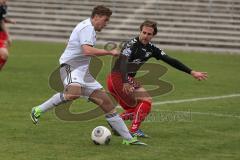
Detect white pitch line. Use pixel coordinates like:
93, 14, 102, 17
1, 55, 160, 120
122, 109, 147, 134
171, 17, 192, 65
116, 94, 240, 109
180, 111, 240, 119
153, 110, 240, 119
153, 93, 240, 106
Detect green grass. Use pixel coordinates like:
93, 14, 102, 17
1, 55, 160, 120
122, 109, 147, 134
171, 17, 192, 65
0, 40, 239, 160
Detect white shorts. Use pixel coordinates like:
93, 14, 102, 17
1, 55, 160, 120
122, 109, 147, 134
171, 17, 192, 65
60, 63, 102, 98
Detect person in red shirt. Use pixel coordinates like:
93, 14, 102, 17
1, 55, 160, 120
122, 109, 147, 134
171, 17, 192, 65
0, 0, 16, 71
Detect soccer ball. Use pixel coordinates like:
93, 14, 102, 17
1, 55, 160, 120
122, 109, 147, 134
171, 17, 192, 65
91, 126, 112, 145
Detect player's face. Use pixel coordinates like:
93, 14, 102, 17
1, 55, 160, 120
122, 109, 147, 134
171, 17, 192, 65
94, 15, 110, 32
139, 26, 154, 45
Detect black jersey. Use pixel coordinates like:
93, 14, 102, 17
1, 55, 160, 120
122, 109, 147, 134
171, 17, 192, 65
112, 37, 192, 83
0, 4, 7, 31
0, 5, 7, 21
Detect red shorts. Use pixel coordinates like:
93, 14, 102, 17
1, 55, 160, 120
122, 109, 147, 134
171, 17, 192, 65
107, 72, 141, 109
0, 31, 8, 48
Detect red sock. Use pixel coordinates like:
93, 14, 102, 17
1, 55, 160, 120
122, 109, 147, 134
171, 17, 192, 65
120, 108, 135, 120
130, 101, 152, 133
0, 57, 7, 70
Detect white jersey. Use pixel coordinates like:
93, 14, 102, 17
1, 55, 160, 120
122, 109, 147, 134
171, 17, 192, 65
59, 18, 102, 97
59, 18, 96, 67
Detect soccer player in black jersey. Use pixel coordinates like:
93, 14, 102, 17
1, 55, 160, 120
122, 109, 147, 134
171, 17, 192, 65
107, 20, 208, 137
0, 0, 15, 70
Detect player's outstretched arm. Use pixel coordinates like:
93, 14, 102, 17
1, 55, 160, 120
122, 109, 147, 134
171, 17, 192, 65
190, 70, 208, 81
82, 45, 119, 57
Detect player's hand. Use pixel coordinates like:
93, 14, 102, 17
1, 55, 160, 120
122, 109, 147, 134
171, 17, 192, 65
122, 83, 134, 94
109, 49, 120, 56
191, 70, 208, 81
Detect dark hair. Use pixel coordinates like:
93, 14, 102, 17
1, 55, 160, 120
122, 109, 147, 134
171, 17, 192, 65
91, 5, 112, 18
140, 20, 158, 35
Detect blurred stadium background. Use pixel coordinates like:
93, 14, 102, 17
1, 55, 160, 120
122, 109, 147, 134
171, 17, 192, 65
7, 0, 240, 53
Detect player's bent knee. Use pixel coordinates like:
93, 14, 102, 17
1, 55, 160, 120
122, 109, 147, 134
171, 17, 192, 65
64, 83, 82, 100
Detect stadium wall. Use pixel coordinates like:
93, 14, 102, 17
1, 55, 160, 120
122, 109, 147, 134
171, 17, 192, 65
7, 0, 240, 53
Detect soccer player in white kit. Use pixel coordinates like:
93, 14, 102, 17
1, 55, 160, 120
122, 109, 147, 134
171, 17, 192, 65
30, 5, 146, 145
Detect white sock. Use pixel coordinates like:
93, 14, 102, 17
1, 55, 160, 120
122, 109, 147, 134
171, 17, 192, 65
38, 93, 67, 113
106, 113, 133, 140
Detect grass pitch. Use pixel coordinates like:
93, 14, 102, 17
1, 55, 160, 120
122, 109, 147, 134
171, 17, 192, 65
0, 40, 239, 160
